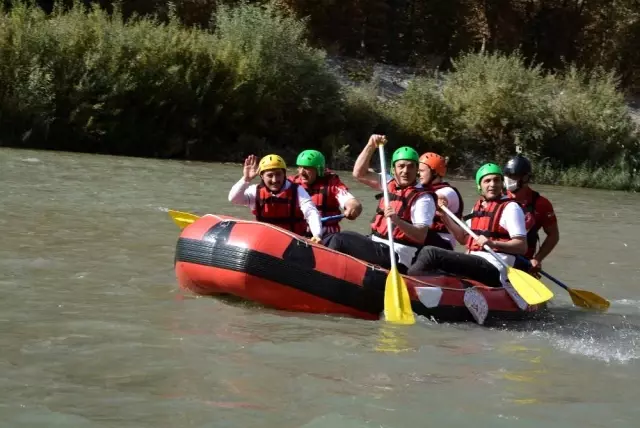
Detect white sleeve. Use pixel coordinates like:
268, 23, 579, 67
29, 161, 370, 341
499, 202, 527, 238
410, 193, 435, 227
228, 178, 256, 210
435, 187, 460, 214
336, 189, 357, 209
297, 186, 323, 238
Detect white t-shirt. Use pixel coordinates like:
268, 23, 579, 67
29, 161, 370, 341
433, 185, 460, 249
228, 178, 323, 238
371, 174, 436, 267
465, 200, 526, 272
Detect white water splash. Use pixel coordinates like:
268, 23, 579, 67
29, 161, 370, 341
529, 329, 639, 364
613, 299, 640, 307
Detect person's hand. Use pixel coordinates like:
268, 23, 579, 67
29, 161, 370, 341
368, 134, 387, 149
310, 236, 323, 245
436, 196, 448, 211
243, 155, 259, 181
383, 206, 399, 224
529, 258, 542, 278
474, 235, 493, 249
343, 202, 362, 220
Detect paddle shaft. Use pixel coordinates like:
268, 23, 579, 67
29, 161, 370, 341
377, 144, 397, 271
321, 214, 345, 222
440, 205, 510, 269
515, 255, 570, 292
175, 212, 343, 225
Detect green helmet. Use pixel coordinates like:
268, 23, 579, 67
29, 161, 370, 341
391, 146, 420, 167
475, 163, 503, 192
296, 149, 326, 177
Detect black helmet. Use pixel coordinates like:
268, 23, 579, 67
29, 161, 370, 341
503, 154, 532, 177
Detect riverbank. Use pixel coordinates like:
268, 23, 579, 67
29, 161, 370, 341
0, 1, 638, 191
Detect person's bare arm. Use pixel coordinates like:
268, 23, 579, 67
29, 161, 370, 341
353, 134, 386, 190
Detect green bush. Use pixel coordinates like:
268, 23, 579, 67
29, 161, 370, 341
0, 1, 236, 156
392, 49, 640, 183
534, 160, 640, 192
0, 0, 360, 161
546, 66, 638, 168
442, 51, 556, 160
210, 1, 346, 158
393, 75, 460, 155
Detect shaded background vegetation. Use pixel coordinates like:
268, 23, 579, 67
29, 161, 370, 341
64, 0, 638, 94
1, 0, 639, 190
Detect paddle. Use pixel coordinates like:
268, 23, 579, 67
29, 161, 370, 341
439, 205, 554, 306
516, 256, 610, 311
321, 214, 346, 223
168, 210, 200, 229
168, 210, 347, 230
377, 143, 416, 325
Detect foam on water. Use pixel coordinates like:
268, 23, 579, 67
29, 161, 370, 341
531, 329, 639, 364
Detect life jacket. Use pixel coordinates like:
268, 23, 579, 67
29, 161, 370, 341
370, 180, 432, 247
508, 189, 541, 259
252, 181, 307, 236
464, 198, 512, 252
290, 170, 343, 234
427, 181, 464, 233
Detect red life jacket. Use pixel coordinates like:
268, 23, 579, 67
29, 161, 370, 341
427, 181, 464, 232
252, 181, 307, 236
508, 189, 541, 259
290, 170, 343, 234
370, 180, 431, 247
464, 198, 512, 252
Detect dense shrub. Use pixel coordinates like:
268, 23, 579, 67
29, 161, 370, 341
0, 0, 357, 161
392, 50, 640, 182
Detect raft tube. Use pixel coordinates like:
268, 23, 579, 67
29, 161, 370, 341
174, 214, 546, 324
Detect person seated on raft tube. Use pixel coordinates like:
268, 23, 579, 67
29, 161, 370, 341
418, 152, 465, 250
323, 134, 436, 274
503, 154, 559, 275
288, 149, 363, 238
228, 154, 323, 244
407, 163, 527, 290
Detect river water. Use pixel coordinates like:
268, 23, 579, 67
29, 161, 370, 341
2, 147, 639, 427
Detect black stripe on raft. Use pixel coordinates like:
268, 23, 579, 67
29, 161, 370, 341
282, 239, 316, 270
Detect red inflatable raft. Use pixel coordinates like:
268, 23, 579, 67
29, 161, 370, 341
174, 214, 546, 324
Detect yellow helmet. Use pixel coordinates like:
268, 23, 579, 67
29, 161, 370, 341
258, 154, 287, 174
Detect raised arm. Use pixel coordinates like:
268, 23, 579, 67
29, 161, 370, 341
353, 134, 386, 190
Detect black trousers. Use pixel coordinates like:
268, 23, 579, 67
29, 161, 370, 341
323, 231, 408, 274
407, 246, 503, 288
423, 230, 454, 250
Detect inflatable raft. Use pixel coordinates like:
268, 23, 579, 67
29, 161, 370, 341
174, 214, 546, 324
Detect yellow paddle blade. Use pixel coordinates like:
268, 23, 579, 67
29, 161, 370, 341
568, 288, 610, 311
383, 267, 416, 325
506, 266, 554, 305
168, 210, 200, 229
